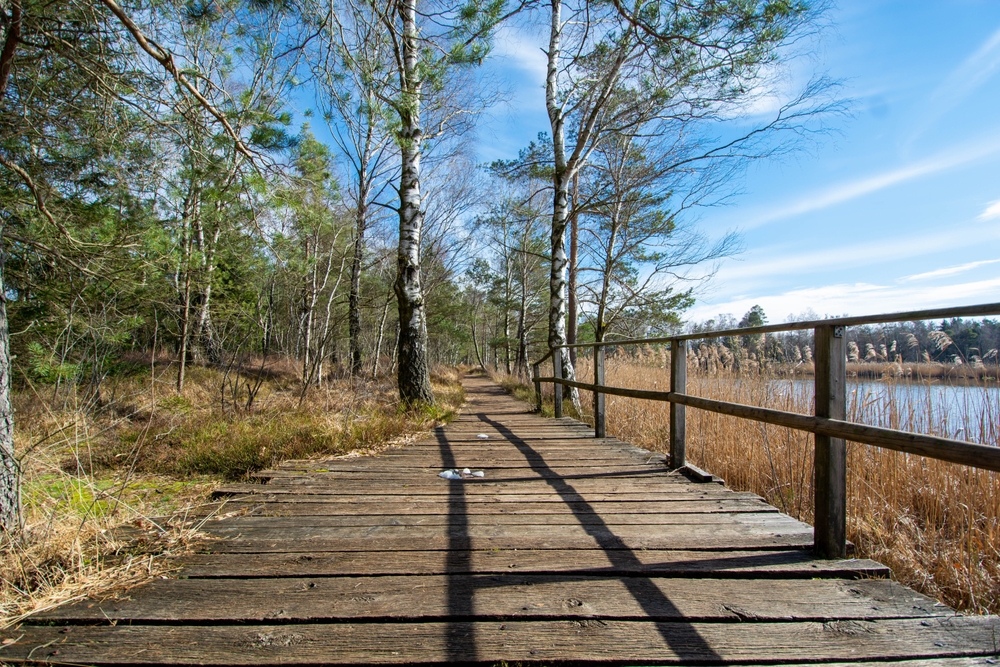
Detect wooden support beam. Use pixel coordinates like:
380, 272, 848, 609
532, 363, 542, 413
814, 325, 847, 559
670, 340, 687, 470
553, 347, 563, 418
594, 344, 606, 438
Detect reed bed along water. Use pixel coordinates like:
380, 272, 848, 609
513, 349, 1000, 615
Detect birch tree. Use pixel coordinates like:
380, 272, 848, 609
330, 0, 517, 404
539, 0, 824, 399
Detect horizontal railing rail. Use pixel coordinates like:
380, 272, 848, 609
530, 302, 1000, 558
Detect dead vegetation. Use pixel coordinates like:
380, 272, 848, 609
2, 357, 465, 626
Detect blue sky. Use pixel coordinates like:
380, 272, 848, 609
473, 0, 1000, 324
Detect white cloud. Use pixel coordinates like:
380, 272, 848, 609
686, 277, 1000, 323
705, 224, 1000, 298
903, 259, 1000, 282
742, 136, 1000, 228
978, 199, 1000, 221
492, 25, 547, 82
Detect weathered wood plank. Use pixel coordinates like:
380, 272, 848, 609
254, 477, 723, 489
31, 576, 945, 624
212, 487, 762, 502
263, 461, 669, 472
4, 617, 999, 665
176, 549, 891, 579
202, 511, 781, 528
204, 498, 774, 515
198, 514, 808, 541
199, 531, 814, 553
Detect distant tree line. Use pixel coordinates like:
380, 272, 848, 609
686, 306, 1000, 371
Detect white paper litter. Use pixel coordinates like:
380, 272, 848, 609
477, 433, 489, 439
438, 468, 485, 480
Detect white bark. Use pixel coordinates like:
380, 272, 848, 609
393, 0, 433, 404
545, 0, 579, 407
0, 251, 19, 533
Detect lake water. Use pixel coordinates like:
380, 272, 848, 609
770, 379, 1000, 445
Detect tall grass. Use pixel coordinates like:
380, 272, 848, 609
504, 349, 1000, 614
3, 358, 465, 625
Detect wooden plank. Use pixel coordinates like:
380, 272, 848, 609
256, 464, 670, 476
212, 488, 764, 502
202, 511, 781, 528
254, 480, 709, 493
199, 531, 814, 553
177, 549, 891, 579
205, 499, 775, 515
31, 576, 946, 624
3, 617, 998, 665
265, 456, 664, 466
198, 517, 809, 541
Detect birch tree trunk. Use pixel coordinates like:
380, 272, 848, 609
567, 172, 579, 368
545, 0, 579, 407
393, 0, 433, 405
0, 247, 20, 533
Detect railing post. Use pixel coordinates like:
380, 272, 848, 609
594, 344, 606, 438
532, 363, 542, 413
553, 347, 563, 418
814, 325, 847, 558
669, 339, 686, 469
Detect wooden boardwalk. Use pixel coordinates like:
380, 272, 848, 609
4, 374, 999, 665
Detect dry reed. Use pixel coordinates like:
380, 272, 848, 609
504, 349, 1000, 615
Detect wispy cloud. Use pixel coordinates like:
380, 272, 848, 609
978, 199, 1000, 221
687, 277, 1000, 323
903, 259, 1000, 282
908, 24, 1000, 146
714, 234, 961, 286
492, 25, 547, 82
712, 222, 1000, 292
741, 136, 1000, 228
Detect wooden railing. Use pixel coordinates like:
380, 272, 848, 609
531, 302, 1000, 558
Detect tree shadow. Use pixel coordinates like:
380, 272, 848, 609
434, 401, 724, 663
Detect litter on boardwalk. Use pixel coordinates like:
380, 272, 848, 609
439, 468, 485, 480
477, 433, 490, 439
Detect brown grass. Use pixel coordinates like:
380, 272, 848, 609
496, 350, 1000, 615
3, 358, 465, 625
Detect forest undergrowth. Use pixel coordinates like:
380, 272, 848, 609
494, 351, 1000, 615
1, 357, 464, 627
